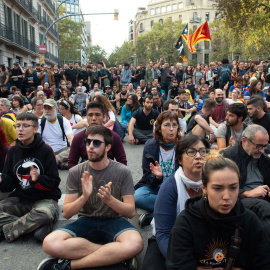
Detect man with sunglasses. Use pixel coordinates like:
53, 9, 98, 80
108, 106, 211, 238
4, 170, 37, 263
0, 112, 61, 243
221, 124, 270, 238
39, 125, 143, 270
68, 102, 127, 169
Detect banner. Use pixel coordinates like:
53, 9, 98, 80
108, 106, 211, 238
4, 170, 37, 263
175, 36, 187, 63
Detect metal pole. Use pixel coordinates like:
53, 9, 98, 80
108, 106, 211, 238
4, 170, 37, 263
41, 12, 119, 46
56, 0, 68, 12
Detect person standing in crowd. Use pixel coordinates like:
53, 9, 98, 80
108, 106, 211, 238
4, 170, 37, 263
98, 61, 109, 89
120, 63, 131, 87
135, 111, 181, 227
52, 65, 60, 89
64, 62, 77, 87
32, 63, 42, 87
39, 65, 55, 87
78, 65, 90, 91
0, 113, 61, 243
128, 95, 160, 145
145, 61, 158, 84
157, 58, 173, 98
135, 63, 146, 87
23, 68, 35, 92
10, 63, 24, 91
166, 152, 270, 270
142, 135, 210, 269
0, 65, 9, 88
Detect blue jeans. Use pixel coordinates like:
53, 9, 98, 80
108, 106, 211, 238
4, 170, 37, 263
120, 122, 128, 131
58, 216, 138, 243
134, 186, 160, 212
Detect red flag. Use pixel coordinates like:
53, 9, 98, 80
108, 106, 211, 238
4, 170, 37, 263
102, 59, 106, 68
189, 21, 211, 53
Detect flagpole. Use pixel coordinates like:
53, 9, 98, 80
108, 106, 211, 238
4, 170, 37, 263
209, 28, 212, 63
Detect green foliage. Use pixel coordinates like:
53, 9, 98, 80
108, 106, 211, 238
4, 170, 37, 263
134, 19, 187, 65
107, 42, 135, 66
214, 0, 270, 59
89, 45, 108, 64
58, 6, 84, 62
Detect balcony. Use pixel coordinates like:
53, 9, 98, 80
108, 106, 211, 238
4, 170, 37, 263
190, 16, 201, 23
39, 17, 58, 39
44, 51, 59, 63
139, 28, 145, 33
9, 0, 39, 22
43, 0, 57, 15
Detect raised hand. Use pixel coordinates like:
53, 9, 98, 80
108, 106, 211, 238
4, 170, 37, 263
81, 171, 93, 199
98, 182, 112, 204
150, 161, 163, 180
30, 165, 39, 182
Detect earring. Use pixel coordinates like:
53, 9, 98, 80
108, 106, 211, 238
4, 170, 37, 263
203, 194, 207, 201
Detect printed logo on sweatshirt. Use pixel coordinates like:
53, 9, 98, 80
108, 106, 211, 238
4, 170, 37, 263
199, 239, 229, 267
15, 158, 43, 190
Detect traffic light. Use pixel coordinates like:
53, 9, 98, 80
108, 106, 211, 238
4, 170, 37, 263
114, 9, 118, 20
39, 54, 44, 65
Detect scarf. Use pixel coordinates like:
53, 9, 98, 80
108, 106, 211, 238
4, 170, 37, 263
159, 138, 177, 151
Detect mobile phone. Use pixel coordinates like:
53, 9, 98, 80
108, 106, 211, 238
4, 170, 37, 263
147, 157, 156, 165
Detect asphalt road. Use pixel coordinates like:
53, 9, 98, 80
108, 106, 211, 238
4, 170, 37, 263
0, 138, 152, 270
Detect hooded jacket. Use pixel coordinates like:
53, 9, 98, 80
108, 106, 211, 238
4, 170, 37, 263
0, 133, 61, 203
166, 196, 270, 270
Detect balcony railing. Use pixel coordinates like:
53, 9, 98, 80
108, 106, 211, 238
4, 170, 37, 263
15, 0, 39, 20
43, 0, 56, 14
0, 23, 58, 63
190, 16, 201, 23
40, 17, 58, 38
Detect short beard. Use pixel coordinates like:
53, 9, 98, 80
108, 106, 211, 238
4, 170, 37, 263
88, 148, 106, 162
44, 111, 57, 121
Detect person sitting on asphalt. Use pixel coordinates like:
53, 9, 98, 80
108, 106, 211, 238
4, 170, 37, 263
0, 115, 17, 145
0, 98, 16, 122
221, 124, 270, 240
216, 103, 248, 150
68, 101, 127, 169
142, 135, 210, 270
135, 111, 181, 227
0, 112, 61, 243
38, 125, 143, 270
128, 95, 160, 145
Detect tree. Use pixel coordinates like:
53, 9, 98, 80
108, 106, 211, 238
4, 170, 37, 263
214, 0, 270, 59
58, 6, 84, 62
134, 19, 187, 65
89, 45, 108, 64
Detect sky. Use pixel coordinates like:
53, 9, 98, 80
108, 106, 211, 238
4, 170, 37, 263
80, 0, 149, 56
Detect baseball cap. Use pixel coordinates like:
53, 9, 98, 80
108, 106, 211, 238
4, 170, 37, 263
43, 99, 57, 107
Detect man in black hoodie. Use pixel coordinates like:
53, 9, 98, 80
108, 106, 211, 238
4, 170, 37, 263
0, 112, 61, 243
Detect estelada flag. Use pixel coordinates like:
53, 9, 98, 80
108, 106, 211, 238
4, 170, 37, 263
182, 24, 190, 44
175, 36, 187, 63
102, 59, 106, 68
189, 21, 211, 53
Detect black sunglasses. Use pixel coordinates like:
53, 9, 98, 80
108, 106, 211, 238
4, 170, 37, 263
83, 138, 106, 148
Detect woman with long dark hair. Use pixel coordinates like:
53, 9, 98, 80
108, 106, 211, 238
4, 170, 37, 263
11, 96, 28, 115
244, 79, 265, 104
59, 100, 87, 135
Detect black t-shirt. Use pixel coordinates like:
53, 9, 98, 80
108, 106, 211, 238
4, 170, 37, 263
0, 90, 9, 98
135, 68, 146, 82
132, 108, 160, 130
187, 111, 209, 134
253, 112, 270, 143
186, 84, 196, 99
64, 68, 77, 86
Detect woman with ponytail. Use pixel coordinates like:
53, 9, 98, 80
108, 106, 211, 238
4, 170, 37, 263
167, 151, 270, 270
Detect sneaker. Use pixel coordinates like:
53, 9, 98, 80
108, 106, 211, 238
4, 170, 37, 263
34, 222, 54, 242
138, 213, 153, 227
37, 258, 71, 270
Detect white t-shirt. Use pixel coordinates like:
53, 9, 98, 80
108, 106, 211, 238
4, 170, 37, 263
159, 147, 175, 179
67, 114, 85, 135
226, 98, 243, 105
38, 117, 73, 152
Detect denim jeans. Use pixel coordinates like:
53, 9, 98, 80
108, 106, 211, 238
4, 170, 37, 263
120, 122, 128, 132
134, 186, 160, 212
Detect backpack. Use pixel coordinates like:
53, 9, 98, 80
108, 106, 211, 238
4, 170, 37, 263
40, 114, 69, 146
108, 71, 114, 82
220, 66, 231, 83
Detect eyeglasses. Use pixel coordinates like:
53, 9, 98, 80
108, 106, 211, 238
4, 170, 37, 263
83, 138, 106, 148
247, 139, 268, 150
184, 148, 209, 157
14, 124, 36, 129
162, 123, 178, 129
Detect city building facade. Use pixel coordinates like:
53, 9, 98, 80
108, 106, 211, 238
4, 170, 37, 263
0, 0, 59, 67
58, 0, 91, 65
132, 0, 218, 64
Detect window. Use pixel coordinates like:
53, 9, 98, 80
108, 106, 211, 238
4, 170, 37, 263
204, 41, 210, 49
150, 20, 154, 28
4, 5, 12, 29
173, 4, 177, 10
161, 6, 166, 13
14, 13, 21, 34
205, 54, 209, 64
159, 19, 163, 25
39, 33, 44, 44
167, 5, 171, 12
150, 9, 155, 15
21, 19, 28, 39
179, 15, 182, 21
37, 4, 41, 20
205, 12, 210, 21
193, 25, 197, 31
193, 12, 198, 19
140, 23, 144, 31
156, 8, 160, 14
179, 2, 183, 9
30, 26, 35, 43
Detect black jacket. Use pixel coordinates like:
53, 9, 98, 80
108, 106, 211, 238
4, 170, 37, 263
166, 196, 270, 270
0, 134, 61, 203
134, 138, 179, 189
221, 143, 270, 189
